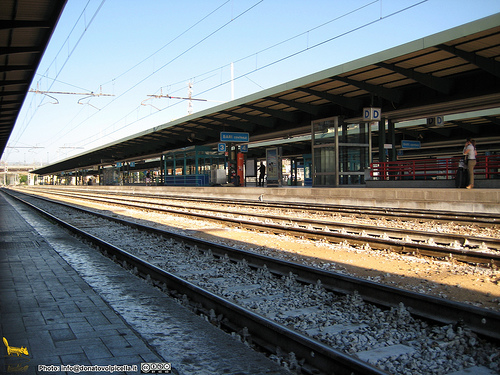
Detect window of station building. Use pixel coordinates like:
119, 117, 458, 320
313, 120, 336, 145
312, 117, 338, 187
164, 156, 174, 176
338, 123, 370, 185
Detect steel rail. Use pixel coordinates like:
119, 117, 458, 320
22, 188, 500, 267
31, 186, 500, 225
68, 191, 500, 247
2, 190, 388, 375
5, 188, 500, 342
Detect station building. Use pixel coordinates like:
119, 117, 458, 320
10, 14, 500, 189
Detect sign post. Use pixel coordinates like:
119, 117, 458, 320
220, 132, 250, 185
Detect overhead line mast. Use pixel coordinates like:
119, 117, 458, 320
29, 85, 114, 108
142, 81, 224, 114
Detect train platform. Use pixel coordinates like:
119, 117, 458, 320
0, 192, 289, 374
29, 185, 500, 215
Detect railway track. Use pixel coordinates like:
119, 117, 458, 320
3, 188, 500, 375
30, 186, 500, 225
18, 187, 500, 267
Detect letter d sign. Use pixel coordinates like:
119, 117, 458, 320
436, 116, 444, 127
363, 107, 381, 121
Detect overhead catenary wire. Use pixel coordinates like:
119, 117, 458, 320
76, 74, 222, 149
101, 0, 232, 87
21, 0, 431, 164
137, 0, 379, 101
56, 1, 264, 152
23, 0, 373, 158
194, 0, 429, 105
5, 0, 107, 160
102, 0, 382, 113
35, 2, 234, 155
75, 0, 429, 154
74, 0, 378, 150
34, 74, 96, 94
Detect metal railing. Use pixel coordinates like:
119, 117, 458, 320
164, 174, 210, 186
370, 155, 500, 181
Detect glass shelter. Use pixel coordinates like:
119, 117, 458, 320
311, 116, 371, 187
162, 146, 225, 186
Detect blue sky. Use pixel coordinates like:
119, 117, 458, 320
4, 0, 500, 165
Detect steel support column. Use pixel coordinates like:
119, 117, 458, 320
378, 119, 386, 162
388, 119, 396, 162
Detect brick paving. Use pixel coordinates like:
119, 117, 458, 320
0, 193, 163, 374
0, 192, 289, 375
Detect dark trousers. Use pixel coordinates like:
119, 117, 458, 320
258, 175, 265, 186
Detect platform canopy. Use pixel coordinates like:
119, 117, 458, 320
0, 0, 67, 160
33, 13, 500, 175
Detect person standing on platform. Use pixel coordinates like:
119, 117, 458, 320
463, 138, 477, 189
258, 162, 266, 187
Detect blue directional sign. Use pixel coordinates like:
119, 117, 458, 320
218, 143, 226, 152
240, 144, 248, 153
401, 140, 421, 149
220, 132, 249, 142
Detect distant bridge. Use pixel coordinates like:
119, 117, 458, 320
1, 165, 38, 185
